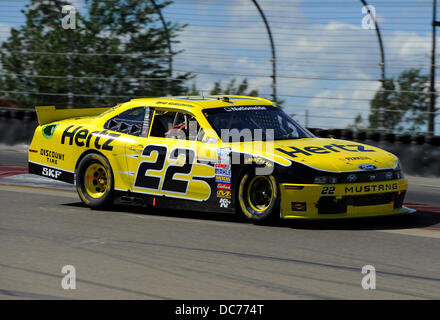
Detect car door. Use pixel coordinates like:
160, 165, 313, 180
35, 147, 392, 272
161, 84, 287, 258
102, 105, 153, 190
126, 108, 217, 202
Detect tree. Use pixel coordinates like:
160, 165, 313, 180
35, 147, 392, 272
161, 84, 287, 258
209, 78, 285, 106
186, 78, 259, 98
368, 69, 430, 133
187, 82, 199, 96
347, 113, 364, 130
210, 78, 258, 96
0, 0, 191, 108
186, 78, 287, 106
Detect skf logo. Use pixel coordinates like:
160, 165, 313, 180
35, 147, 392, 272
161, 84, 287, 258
61, 126, 120, 151
217, 190, 231, 199
42, 167, 62, 179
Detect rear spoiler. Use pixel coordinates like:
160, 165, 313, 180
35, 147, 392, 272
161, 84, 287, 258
35, 105, 111, 126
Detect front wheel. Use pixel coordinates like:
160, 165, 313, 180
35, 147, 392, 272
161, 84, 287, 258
237, 172, 280, 223
76, 153, 114, 208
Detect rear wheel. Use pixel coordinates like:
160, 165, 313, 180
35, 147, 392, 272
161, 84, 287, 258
76, 153, 114, 208
237, 171, 280, 223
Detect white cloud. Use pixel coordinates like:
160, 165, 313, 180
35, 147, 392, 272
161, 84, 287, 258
0, 23, 12, 44
1, 1, 435, 131
170, 2, 434, 131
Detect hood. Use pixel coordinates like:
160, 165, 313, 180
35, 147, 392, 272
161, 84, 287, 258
229, 137, 397, 172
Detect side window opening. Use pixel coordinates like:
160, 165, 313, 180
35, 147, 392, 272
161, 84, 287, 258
149, 110, 175, 138
104, 107, 152, 137
149, 110, 203, 141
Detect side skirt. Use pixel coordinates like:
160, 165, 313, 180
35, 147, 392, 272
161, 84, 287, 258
113, 190, 236, 214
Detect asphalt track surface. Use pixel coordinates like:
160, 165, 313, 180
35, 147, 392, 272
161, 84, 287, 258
1, 145, 440, 299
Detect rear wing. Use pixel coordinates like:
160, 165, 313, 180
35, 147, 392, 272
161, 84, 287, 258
35, 105, 111, 126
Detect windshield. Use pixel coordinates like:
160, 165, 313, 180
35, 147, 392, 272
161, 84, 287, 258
203, 105, 314, 142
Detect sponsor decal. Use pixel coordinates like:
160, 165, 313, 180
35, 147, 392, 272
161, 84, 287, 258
215, 176, 231, 183
345, 183, 398, 193
28, 162, 74, 184
291, 202, 307, 212
42, 167, 62, 179
217, 147, 232, 164
40, 149, 65, 165
219, 198, 231, 208
61, 125, 120, 151
224, 106, 267, 112
244, 157, 273, 167
218, 147, 232, 155
42, 124, 58, 139
358, 164, 377, 171
218, 156, 230, 165
155, 101, 194, 108
216, 190, 231, 199
217, 183, 231, 191
338, 156, 372, 161
215, 168, 231, 176
214, 163, 230, 169
276, 144, 376, 158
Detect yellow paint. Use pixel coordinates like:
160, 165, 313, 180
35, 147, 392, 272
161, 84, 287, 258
29, 96, 407, 217
280, 179, 409, 219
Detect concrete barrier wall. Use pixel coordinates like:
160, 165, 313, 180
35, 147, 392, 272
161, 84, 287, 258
307, 128, 440, 178
0, 108, 38, 146
0, 109, 439, 177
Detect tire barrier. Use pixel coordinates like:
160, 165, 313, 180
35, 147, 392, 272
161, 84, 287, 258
0, 108, 439, 176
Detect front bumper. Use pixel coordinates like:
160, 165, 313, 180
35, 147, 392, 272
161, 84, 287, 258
280, 178, 412, 219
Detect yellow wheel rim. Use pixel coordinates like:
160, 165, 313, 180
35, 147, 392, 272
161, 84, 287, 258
246, 175, 274, 214
84, 163, 108, 199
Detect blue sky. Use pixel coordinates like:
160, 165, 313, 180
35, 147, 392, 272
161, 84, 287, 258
0, 0, 438, 133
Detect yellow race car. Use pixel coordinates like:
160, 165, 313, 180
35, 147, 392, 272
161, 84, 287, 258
28, 95, 412, 222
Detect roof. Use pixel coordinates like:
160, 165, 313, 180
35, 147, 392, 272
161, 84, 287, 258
128, 95, 275, 111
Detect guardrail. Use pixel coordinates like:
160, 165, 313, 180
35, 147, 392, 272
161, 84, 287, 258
0, 108, 439, 177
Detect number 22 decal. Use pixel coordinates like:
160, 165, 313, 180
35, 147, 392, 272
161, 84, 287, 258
321, 186, 336, 195
134, 145, 195, 194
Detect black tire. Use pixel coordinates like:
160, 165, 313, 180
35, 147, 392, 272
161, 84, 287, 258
76, 153, 114, 209
237, 170, 280, 223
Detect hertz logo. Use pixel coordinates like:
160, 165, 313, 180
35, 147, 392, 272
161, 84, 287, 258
277, 144, 376, 158
61, 126, 120, 151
